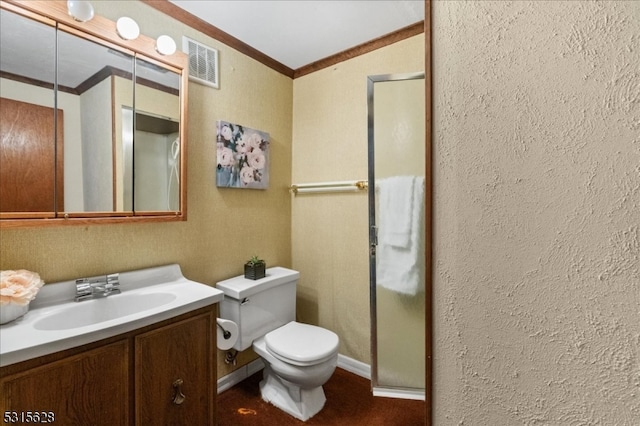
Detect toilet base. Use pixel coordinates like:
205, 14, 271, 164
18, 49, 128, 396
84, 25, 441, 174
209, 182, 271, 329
259, 364, 326, 421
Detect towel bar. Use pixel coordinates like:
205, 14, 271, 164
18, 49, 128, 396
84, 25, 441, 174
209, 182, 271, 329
290, 180, 368, 195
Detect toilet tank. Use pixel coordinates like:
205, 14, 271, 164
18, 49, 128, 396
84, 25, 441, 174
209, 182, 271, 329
217, 267, 299, 351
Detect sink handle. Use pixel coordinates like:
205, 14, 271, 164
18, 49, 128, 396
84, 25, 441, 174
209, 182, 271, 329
74, 273, 120, 301
172, 379, 186, 405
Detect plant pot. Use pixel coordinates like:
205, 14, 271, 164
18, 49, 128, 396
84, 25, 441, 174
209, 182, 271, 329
244, 263, 266, 280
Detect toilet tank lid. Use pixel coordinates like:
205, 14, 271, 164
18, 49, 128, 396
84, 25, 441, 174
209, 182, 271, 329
216, 267, 299, 300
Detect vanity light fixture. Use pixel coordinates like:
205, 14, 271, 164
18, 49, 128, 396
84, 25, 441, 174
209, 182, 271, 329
66, 0, 94, 22
156, 35, 177, 56
116, 17, 140, 40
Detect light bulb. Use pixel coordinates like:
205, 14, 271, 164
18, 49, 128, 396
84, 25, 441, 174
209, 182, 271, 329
156, 35, 177, 56
116, 17, 140, 40
67, 0, 94, 22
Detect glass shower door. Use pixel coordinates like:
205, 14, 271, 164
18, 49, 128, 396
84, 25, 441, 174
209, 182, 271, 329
368, 73, 425, 398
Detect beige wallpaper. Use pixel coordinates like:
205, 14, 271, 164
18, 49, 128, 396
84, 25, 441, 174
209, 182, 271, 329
0, 2, 293, 380
433, 1, 639, 424
292, 35, 425, 364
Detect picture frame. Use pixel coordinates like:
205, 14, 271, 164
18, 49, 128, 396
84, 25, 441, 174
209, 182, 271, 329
216, 120, 270, 189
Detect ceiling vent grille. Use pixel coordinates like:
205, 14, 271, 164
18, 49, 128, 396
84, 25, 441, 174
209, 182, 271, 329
182, 36, 219, 89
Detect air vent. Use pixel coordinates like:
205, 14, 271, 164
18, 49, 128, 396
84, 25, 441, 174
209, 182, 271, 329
182, 36, 219, 89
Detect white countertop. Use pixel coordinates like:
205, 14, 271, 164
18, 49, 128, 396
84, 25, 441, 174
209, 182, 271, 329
0, 264, 223, 367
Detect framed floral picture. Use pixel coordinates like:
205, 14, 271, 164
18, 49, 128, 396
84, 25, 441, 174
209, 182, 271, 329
216, 120, 270, 189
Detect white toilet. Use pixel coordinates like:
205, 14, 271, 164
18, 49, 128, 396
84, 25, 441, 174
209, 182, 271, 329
217, 267, 339, 421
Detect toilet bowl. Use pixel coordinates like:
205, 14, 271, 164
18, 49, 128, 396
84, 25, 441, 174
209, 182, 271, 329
217, 267, 340, 421
253, 322, 339, 420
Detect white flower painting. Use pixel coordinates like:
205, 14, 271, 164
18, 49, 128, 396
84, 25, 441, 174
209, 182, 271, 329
216, 120, 270, 189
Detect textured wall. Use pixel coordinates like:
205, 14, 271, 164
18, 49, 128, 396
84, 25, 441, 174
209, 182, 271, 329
433, 1, 639, 424
292, 35, 424, 364
0, 1, 293, 380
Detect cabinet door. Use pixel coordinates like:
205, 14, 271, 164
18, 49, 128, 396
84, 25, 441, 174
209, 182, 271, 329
0, 340, 129, 425
135, 312, 214, 426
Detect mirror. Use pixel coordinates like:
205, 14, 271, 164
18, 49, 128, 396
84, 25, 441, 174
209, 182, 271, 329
0, 8, 58, 214
133, 57, 181, 212
57, 26, 135, 213
0, 3, 187, 225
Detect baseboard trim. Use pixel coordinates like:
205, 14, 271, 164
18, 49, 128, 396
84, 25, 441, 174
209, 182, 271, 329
373, 387, 426, 401
338, 355, 425, 401
217, 354, 374, 394
217, 358, 264, 394
337, 354, 371, 379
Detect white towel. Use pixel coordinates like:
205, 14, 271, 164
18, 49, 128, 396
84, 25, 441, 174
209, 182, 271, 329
378, 176, 415, 247
376, 176, 425, 295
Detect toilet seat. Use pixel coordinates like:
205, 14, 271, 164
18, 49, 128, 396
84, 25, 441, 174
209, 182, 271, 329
264, 321, 339, 366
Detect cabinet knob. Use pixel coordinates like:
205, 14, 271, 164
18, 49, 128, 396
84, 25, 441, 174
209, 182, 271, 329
172, 378, 186, 405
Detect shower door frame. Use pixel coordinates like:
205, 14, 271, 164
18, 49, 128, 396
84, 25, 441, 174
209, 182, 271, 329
367, 71, 426, 400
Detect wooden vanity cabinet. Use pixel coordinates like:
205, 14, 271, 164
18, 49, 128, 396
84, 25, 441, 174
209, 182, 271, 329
0, 307, 216, 426
0, 340, 129, 425
135, 312, 215, 425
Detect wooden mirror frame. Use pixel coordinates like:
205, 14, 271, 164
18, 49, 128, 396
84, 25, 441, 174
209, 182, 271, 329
0, 0, 188, 228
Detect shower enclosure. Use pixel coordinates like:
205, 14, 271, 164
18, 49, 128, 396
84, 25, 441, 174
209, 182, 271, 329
368, 72, 426, 399
122, 108, 180, 212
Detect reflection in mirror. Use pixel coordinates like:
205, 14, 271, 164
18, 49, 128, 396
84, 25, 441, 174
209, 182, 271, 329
122, 108, 180, 211
0, 2, 187, 226
133, 57, 181, 212
57, 28, 135, 213
0, 9, 59, 214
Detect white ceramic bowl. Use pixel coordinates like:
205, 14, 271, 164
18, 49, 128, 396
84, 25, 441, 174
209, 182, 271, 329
0, 303, 28, 324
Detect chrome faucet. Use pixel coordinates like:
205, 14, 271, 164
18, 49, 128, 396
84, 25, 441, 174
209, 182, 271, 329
75, 273, 120, 301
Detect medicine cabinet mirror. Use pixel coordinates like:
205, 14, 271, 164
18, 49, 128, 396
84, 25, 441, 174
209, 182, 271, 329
0, 1, 188, 227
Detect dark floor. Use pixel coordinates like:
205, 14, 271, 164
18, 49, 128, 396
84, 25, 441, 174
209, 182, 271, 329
217, 368, 425, 425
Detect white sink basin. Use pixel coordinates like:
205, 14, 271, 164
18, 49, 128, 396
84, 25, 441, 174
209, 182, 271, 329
0, 264, 224, 367
34, 292, 178, 331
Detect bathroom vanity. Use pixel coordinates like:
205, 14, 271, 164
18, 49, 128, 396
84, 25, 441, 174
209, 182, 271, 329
0, 265, 223, 425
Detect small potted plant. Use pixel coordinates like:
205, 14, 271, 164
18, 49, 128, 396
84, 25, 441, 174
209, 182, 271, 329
244, 255, 266, 280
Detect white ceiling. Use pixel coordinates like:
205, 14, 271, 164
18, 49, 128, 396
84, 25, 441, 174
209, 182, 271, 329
169, 0, 425, 70
0, 8, 179, 90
